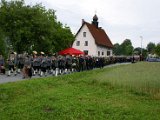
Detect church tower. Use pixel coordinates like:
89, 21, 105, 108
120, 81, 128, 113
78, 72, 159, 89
92, 14, 99, 28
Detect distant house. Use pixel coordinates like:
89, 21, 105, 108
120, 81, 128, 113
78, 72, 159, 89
72, 14, 113, 57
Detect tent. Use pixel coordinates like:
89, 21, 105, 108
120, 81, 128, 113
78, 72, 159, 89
58, 47, 84, 55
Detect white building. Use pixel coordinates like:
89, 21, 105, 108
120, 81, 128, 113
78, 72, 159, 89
72, 14, 113, 57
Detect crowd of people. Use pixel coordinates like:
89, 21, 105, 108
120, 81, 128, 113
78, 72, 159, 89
0, 51, 106, 79
0, 50, 138, 79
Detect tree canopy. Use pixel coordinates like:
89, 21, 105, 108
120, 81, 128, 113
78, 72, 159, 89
147, 42, 156, 54
0, 0, 74, 54
155, 43, 160, 56
113, 39, 133, 56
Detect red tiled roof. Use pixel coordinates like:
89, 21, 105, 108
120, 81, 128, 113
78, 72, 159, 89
85, 22, 113, 48
75, 22, 113, 48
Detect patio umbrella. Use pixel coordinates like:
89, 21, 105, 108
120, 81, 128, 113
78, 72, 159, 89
58, 47, 84, 55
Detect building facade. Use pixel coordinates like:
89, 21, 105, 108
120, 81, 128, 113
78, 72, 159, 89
72, 14, 113, 57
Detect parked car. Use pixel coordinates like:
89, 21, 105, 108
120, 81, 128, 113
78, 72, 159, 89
146, 57, 160, 62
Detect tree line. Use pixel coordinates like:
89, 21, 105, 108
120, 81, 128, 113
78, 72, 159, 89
0, 0, 74, 58
113, 39, 160, 58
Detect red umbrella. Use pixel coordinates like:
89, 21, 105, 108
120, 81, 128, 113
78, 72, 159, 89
58, 47, 84, 55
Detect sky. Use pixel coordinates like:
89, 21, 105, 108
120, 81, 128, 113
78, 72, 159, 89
23, 0, 160, 48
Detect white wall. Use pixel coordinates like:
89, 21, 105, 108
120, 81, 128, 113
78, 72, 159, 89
97, 46, 113, 57
72, 24, 97, 56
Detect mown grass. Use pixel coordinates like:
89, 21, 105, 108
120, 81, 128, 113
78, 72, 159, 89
0, 62, 160, 120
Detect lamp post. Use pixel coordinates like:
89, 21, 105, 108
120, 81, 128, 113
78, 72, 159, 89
140, 36, 143, 61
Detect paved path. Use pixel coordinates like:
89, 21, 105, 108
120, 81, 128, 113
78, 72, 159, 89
0, 62, 131, 84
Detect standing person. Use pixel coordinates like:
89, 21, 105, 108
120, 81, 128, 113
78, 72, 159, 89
46, 55, 52, 74
17, 53, 25, 73
51, 55, 56, 75
0, 54, 5, 74
54, 56, 59, 76
58, 55, 64, 75
40, 52, 47, 77
72, 55, 78, 72
32, 51, 40, 76
79, 55, 85, 72
95, 57, 100, 68
99, 57, 104, 69
65, 55, 72, 74
7, 52, 17, 76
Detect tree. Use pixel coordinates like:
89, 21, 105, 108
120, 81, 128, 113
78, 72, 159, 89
147, 42, 156, 54
113, 43, 121, 55
134, 47, 141, 55
134, 47, 147, 58
155, 43, 160, 56
0, 28, 7, 58
121, 39, 134, 56
0, 0, 74, 54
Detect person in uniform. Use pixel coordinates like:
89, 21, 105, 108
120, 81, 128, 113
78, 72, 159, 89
7, 52, 17, 76
0, 54, 5, 74
51, 55, 56, 75
17, 53, 25, 73
65, 55, 72, 74
79, 55, 85, 72
72, 55, 79, 72
58, 55, 65, 75
54, 55, 59, 76
40, 52, 48, 77
46, 54, 52, 74
32, 51, 40, 76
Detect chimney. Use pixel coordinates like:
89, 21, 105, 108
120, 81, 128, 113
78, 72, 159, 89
82, 19, 85, 25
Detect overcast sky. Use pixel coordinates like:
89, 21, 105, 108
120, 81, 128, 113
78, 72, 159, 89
24, 0, 160, 48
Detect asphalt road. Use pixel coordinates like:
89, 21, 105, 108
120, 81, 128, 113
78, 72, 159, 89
0, 63, 131, 84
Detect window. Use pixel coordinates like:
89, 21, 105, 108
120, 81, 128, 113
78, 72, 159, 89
83, 32, 86, 37
107, 51, 111, 56
84, 41, 88, 46
102, 52, 104, 56
98, 51, 100, 56
76, 41, 80, 46
84, 50, 88, 55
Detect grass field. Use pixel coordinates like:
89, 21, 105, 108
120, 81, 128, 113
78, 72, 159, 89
0, 62, 160, 120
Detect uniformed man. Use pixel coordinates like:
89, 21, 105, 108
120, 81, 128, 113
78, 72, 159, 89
32, 51, 40, 76
72, 55, 79, 72
58, 55, 65, 75
79, 55, 85, 72
7, 52, 17, 76
17, 53, 25, 73
46, 55, 52, 74
54, 56, 59, 76
40, 52, 47, 77
65, 55, 72, 74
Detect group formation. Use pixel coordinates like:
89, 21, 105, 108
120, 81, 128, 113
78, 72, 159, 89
0, 51, 105, 78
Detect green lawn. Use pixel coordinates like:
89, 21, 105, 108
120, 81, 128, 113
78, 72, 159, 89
0, 62, 160, 120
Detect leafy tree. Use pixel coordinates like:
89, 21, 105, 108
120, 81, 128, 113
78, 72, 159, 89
121, 39, 134, 56
134, 47, 147, 59
0, 28, 8, 58
0, 0, 74, 54
147, 42, 156, 53
134, 47, 141, 55
113, 43, 121, 55
155, 43, 160, 56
